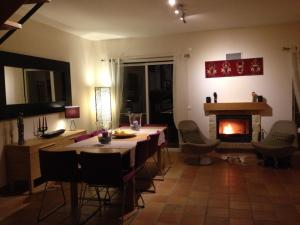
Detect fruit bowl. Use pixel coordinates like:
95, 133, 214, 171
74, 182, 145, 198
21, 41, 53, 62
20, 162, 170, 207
112, 130, 136, 138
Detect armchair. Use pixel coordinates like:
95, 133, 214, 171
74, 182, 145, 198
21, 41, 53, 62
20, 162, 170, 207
252, 120, 298, 168
178, 120, 220, 165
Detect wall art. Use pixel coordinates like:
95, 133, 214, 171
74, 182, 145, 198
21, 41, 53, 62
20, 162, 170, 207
205, 57, 263, 78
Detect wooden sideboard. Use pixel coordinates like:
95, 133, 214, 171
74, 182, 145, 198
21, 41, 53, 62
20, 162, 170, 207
5, 129, 86, 193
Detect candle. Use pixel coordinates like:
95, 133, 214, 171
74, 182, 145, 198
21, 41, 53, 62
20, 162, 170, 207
42, 116, 45, 129
45, 116, 47, 128
38, 117, 41, 131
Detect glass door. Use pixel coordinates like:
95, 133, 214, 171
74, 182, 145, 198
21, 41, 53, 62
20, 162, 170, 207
120, 61, 178, 147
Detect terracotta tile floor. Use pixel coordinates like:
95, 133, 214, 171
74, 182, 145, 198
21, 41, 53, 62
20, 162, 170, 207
1, 151, 300, 225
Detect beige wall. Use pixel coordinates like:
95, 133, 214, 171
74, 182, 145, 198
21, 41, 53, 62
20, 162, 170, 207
96, 23, 300, 136
0, 20, 96, 187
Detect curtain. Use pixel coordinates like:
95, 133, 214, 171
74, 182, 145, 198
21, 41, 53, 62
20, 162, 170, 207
173, 53, 189, 128
109, 58, 124, 129
291, 47, 300, 110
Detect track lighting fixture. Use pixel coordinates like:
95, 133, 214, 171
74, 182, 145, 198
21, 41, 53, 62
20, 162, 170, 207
167, 1, 187, 24
168, 0, 176, 6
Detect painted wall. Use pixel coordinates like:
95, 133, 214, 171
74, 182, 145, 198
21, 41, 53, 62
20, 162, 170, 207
0, 20, 96, 187
95, 23, 300, 136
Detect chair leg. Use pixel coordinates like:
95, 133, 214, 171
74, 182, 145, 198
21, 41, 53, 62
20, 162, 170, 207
37, 182, 66, 223
164, 146, 173, 165
120, 185, 127, 225
136, 192, 145, 208
78, 184, 101, 225
95, 187, 102, 215
152, 155, 164, 181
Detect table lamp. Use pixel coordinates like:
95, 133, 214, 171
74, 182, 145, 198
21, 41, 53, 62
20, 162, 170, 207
65, 106, 80, 130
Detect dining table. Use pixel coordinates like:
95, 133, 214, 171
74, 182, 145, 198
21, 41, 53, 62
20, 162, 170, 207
49, 125, 167, 224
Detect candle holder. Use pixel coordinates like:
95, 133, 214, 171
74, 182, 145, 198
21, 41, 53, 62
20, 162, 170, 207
38, 116, 48, 135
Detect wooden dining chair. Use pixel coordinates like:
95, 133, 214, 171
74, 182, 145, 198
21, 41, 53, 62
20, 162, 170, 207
79, 152, 135, 224
38, 149, 80, 222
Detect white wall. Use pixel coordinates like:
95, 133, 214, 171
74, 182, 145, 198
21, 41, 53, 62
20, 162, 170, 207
0, 20, 96, 187
96, 23, 300, 136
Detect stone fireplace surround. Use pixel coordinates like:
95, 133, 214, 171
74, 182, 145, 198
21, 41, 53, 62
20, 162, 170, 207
204, 102, 269, 143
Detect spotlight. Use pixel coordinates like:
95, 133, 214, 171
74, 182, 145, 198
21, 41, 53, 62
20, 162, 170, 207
180, 13, 186, 23
168, 0, 176, 6
174, 9, 179, 14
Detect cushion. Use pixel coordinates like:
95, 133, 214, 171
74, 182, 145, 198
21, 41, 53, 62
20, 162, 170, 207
263, 132, 295, 146
74, 134, 92, 143
181, 129, 205, 144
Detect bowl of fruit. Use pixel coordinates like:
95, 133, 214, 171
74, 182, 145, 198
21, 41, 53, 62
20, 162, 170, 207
98, 131, 111, 144
112, 129, 136, 138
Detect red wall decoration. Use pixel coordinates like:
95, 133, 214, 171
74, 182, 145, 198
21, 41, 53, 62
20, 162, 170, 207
205, 57, 263, 78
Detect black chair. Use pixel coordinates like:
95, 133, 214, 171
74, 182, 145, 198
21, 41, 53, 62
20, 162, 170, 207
38, 150, 80, 222
135, 138, 156, 199
144, 124, 172, 165
147, 132, 165, 181
79, 152, 135, 224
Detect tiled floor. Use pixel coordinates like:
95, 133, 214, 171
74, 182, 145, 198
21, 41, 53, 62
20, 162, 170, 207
1, 151, 300, 225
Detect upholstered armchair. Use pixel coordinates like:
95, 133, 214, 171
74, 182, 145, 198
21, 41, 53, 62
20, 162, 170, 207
178, 120, 220, 165
252, 120, 298, 168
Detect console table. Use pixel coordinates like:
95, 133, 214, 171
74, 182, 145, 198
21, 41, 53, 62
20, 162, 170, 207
5, 129, 86, 193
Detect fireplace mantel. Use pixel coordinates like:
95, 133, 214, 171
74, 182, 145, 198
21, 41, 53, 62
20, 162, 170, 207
204, 102, 269, 115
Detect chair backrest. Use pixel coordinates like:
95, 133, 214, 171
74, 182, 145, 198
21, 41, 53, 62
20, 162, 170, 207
74, 133, 92, 142
80, 152, 123, 187
178, 120, 208, 144
148, 132, 160, 157
90, 130, 103, 137
144, 124, 169, 145
266, 120, 298, 148
39, 150, 79, 182
135, 138, 150, 170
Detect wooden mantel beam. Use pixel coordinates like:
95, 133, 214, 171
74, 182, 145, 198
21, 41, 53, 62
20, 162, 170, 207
24, 0, 51, 4
0, 0, 26, 25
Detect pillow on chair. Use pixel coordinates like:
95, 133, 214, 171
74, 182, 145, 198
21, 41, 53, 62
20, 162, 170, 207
264, 132, 295, 146
181, 129, 205, 144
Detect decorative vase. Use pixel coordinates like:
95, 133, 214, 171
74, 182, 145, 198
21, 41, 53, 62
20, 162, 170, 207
17, 112, 24, 145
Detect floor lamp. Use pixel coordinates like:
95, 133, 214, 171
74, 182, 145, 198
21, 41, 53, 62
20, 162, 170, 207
95, 87, 112, 129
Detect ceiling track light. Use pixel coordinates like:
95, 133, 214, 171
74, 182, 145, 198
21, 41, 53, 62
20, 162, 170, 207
180, 12, 186, 23
168, 0, 176, 7
174, 3, 186, 24
167, 1, 187, 23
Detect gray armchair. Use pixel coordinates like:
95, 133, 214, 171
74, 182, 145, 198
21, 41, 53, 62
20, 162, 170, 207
178, 120, 220, 165
252, 120, 298, 168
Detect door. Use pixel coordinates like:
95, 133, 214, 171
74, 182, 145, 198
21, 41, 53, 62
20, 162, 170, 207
120, 61, 178, 147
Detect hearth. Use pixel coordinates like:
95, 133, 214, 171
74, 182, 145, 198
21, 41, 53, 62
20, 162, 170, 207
216, 115, 252, 142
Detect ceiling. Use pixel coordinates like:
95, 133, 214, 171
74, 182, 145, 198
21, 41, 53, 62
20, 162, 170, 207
19, 0, 300, 41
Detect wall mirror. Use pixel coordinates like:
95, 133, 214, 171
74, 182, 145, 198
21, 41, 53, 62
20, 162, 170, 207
0, 51, 72, 120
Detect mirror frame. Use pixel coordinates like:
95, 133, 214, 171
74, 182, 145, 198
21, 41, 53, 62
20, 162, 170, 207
0, 51, 72, 120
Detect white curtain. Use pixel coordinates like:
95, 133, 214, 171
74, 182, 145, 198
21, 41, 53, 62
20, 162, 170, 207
109, 58, 124, 128
173, 53, 189, 128
291, 47, 300, 110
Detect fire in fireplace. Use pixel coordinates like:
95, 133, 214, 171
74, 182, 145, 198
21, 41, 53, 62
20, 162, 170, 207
216, 115, 252, 142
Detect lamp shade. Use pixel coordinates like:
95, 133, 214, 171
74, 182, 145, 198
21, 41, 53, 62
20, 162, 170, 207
65, 106, 80, 119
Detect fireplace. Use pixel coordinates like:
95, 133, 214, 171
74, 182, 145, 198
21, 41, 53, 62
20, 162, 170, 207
216, 115, 252, 142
